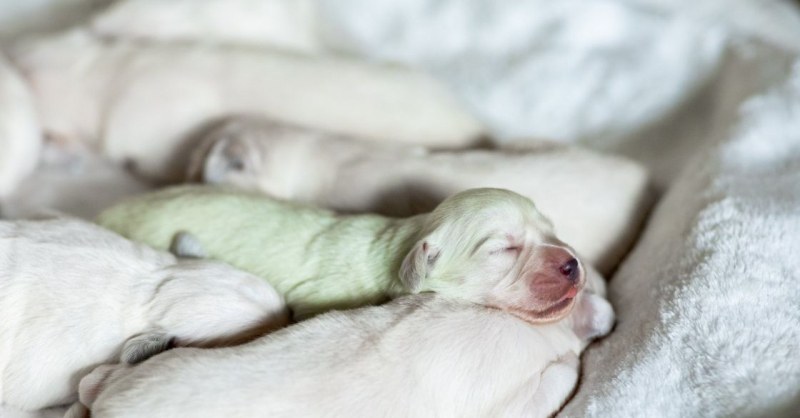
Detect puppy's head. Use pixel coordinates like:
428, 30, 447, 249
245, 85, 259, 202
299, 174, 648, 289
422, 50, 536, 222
187, 117, 325, 201
399, 188, 585, 323
147, 260, 290, 347
187, 118, 269, 187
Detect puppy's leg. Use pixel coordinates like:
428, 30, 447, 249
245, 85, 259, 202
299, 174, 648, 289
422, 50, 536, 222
78, 364, 132, 409
121, 331, 173, 364
169, 231, 207, 259
63, 402, 89, 418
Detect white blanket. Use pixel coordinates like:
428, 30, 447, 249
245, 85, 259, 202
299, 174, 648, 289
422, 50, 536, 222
562, 55, 800, 417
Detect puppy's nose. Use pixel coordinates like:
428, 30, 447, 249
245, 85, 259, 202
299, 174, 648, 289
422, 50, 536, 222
559, 258, 580, 284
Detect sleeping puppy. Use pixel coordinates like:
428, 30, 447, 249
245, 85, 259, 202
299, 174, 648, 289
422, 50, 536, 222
189, 117, 652, 273
10, 29, 483, 181
99, 186, 585, 321
77, 272, 614, 418
0, 217, 288, 411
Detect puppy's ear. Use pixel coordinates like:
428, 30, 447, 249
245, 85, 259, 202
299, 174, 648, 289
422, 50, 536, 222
399, 240, 440, 293
170, 231, 207, 259
198, 135, 255, 184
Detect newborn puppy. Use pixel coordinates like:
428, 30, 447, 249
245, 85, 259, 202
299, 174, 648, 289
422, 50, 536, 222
189, 117, 652, 273
99, 186, 585, 321
10, 29, 483, 181
0, 217, 288, 411
78, 273, 614, 418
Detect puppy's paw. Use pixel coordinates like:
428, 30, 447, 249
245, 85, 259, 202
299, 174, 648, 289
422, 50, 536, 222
169, 231, 207, 259
78, 364, 130, 408
63, 401, 89, 418
121, 331, 173, 364
572, 293, 615, 342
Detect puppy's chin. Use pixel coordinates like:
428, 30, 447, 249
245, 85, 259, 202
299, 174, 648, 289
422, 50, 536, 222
506, 295, 578, 324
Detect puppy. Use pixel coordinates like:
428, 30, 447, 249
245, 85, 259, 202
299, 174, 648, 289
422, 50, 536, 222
99, 186, 585, 321
78, 273, 614, 418
189, 117, 652, 273
0, 217, 288, 411
10, 29, 483, 181
0, 53, 41, 198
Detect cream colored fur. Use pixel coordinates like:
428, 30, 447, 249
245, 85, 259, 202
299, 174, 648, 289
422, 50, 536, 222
190, 117, 652, 273
9, 29, 483, 181
79, 271, 613, 418
0, 53, 41, 198
0, 217, 288, 411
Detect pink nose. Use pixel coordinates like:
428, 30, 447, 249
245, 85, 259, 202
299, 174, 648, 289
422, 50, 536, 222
559, 258, 580, 284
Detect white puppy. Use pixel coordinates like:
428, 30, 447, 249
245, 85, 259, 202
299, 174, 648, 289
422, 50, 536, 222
190, 117, 652, 273
0, 217, 288, 411
80, 271, 613, 418
0, 52, 41, 197
10, 29, 483, 181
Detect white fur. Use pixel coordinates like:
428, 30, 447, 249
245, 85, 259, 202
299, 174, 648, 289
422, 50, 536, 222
192, 118, 651, 273
9, 29, 483, 181
0, 53, 41, 198
0, 217, 288, 410
561, 56, 800, 418
82, 272, 613, 418
91, 0, 322, 53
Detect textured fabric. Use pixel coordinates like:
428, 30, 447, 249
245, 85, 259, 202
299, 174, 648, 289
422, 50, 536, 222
561, 61, 800, 417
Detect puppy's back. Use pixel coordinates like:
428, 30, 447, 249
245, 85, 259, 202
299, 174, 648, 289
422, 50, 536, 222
90, 295, 582, 418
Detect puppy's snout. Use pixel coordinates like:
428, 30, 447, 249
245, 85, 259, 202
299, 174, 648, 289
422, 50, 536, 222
559, 258, 580, 284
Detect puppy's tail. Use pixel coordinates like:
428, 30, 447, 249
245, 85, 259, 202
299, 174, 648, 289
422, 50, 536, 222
78, 363, 133, 409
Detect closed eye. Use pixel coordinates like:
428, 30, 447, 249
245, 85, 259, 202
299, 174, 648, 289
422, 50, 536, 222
491, 245, 521, 255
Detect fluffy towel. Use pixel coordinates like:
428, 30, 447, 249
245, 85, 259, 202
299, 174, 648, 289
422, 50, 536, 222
561, 60, 800, 417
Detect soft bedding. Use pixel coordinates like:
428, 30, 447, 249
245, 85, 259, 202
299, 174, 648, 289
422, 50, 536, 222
562, 55, 800, 417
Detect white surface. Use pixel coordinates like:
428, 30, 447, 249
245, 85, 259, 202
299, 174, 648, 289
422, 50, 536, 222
318, 0, 725, 149
562, 57, 800, 417
91, 0, 322, 53
0, 0, 109, 42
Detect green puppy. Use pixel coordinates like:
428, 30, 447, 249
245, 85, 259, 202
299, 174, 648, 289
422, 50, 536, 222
98, 186, 586, 321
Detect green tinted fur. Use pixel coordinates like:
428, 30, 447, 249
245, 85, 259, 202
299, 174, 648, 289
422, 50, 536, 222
98, 185, 425, 318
